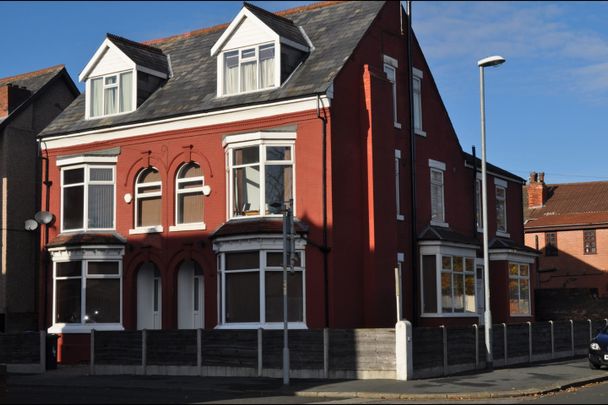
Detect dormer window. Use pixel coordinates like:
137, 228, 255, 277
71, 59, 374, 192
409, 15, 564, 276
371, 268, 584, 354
89, 71, 134, 118
223, 44, 276, 96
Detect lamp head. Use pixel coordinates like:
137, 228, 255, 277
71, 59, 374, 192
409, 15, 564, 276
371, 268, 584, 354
478, 55, 506, 68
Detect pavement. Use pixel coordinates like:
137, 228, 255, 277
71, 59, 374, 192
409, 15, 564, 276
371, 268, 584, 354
6, 358, 608, 401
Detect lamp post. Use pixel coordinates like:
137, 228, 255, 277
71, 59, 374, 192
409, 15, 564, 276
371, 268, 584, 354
478, 55, 505, 370
280, 199, 295, 385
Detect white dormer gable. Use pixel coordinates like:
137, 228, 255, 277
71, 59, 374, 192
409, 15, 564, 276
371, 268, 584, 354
80, 37, 169, 120
211, 5, 310, 97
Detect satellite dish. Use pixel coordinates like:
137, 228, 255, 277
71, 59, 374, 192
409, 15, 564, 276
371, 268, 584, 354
25, 219, 39, 231
34, 211, 55, 225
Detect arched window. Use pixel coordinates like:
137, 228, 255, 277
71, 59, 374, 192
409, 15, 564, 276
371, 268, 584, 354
135, 168, 162, 230
175, 163, 204, 226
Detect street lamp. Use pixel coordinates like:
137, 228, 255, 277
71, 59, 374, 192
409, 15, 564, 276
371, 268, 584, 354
478, 55, 505, 370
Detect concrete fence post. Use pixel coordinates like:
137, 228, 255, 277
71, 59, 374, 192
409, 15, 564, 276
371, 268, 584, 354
589, 319, 593, 341
197, 329, 202, 376
570, 320, 575, 357
395, 321, 413, 380
441, 325, 447, 376
323, 328, 329, 379
549, 321, 555, 359
473, 324, 479, 369
39, 330, 46, 374
502, 323, 507, 365
90, 329, 95, 376
142, 329, 147, 375
257, 328, 263, 377
527, 322, 532, 363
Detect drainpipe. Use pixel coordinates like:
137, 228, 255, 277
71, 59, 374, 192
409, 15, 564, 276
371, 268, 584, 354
406, 0, 418, 323
38, 141, 51, 331
316, 94, 330, 328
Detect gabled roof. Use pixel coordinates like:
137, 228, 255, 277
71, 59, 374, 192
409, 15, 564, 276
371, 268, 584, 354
0, 65, 79, 132
106, 34, 170, 76
462, 151, 525, 184
524, 181, 608, 230
211, 217, 308, 239
243, 2, 309, 47
41, 1, 385, 138
418, 225, 480, 247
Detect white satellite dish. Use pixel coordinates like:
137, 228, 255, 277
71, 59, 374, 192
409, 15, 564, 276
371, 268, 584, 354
34, 211, 55, 225
25, 219, 39, 231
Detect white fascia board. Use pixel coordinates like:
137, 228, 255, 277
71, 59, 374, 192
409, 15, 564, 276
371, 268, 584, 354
222, 131, 297, 147
280, 36, 309, 52
56, 155, 118, 167
136, 65, 168, 80
79, 38, 136, 82
489, 249, 538, 263
211, 7, 278, 56
43, 95, 330, 150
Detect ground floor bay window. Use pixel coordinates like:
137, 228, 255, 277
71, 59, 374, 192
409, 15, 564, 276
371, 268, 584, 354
214, 236, 306, 328
420, 242, 478, 317
48, 245, 124, 333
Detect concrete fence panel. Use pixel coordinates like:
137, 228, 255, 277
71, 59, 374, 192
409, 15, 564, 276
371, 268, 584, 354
201, 330, 258, 371
147, 330, 197, 366
329, 329, 395, 379
553, 321, 572, 355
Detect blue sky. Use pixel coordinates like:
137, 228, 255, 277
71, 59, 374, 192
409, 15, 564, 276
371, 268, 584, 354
1, 1, 607, 184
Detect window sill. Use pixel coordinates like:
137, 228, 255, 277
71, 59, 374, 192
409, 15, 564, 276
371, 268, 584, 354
430, 220, 449, 228
496, 230, 511, 238
397, 215, 405, 221
169, 223, 207, 232
129, 226, 163, 235
215, 322, 308, 330
415, 128, 427, 137
394, 122, 402, 129
48, 323, 124, 334
510, 314, 532, 318
420, 313, 480, 318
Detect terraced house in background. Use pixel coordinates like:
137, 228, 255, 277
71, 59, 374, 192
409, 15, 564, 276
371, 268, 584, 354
0, 65, 78, 332
36, 0, 537, 363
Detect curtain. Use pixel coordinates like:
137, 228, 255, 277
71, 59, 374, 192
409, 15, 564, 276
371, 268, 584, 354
224, 51, 239, 95
90, 78, 103, 117
104, 86, 117, 115
179, 192, 203, 224
120, 71, 133, 112
241, 61, 257, 92
88, 184, 114, 228
259, 45, 275, 88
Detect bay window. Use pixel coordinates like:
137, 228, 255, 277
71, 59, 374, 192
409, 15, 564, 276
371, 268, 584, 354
509, 263, 530, 316
223, 43, 275, 96
61, 165, 115, 232
227, 137, 294, 219
89, 70, 134, 118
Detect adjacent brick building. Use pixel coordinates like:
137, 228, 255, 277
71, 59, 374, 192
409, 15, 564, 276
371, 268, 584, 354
0, 65, 79, 332
37, 1, 535, 363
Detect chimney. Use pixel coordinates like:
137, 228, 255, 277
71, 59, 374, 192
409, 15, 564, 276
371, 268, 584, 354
528, 171, 547, 208
0, 84, 32, 117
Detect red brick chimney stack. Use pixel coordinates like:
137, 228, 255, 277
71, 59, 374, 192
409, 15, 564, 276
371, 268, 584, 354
528, 171, 547, 208
0, 84, 32, 117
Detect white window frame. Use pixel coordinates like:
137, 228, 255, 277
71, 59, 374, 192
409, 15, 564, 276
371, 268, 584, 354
383, 55, 401, 129
219, 41, 279, 97
86, 69, 136, 120
475, 175, 483, 232
131, 167, 163, 234
48, 246, 124, 334
60, 164, 116, 233
429, 159, 447, 228
225, 133, 296, 220
395, 150, 404, 221
419, 243, 479, 318
217, 248, 307, 329
413, 67, 426, 137
495, 182, 508, 237
508, 262, 531, 316
170, 162, 207, 232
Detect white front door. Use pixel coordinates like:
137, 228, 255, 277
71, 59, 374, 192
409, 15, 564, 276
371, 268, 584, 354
476, 263, 485, 324
137, 262, 162, 330
178, 261, 204, 329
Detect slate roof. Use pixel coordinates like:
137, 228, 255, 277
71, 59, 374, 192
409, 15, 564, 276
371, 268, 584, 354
418, 225, 480, 247
0, 65, 65, 94
211, 217, 309, 239
524, 181, 608, 230
462, 152, 525, 184
490, 237, 539, 254
47, 232, 126, 248
243, 2, 308, 47
106, 34, 170, 76
40, 1, 385, 138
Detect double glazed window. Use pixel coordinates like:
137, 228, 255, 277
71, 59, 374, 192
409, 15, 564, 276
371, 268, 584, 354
89, 71, 133, 118
175, 163, 204, 225
54, 260, 121, 325
384, 63, 398, 126
475, 179, 482, 230
223, 44, 275, 95
545, 232, 558, 256
135, 168, 162, 229
496, 185, 507, 233
221, 250, 304, 325
584, 229, 597, 255
229, 143, 294, 218
430, 168, 445, 223
509, 263, 530, 315
62, 165, 115, 231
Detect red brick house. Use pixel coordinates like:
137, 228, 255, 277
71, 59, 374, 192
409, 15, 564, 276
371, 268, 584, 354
525, 172, 608, 295
0, 65, 79, 332
38, 1, 535, 363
